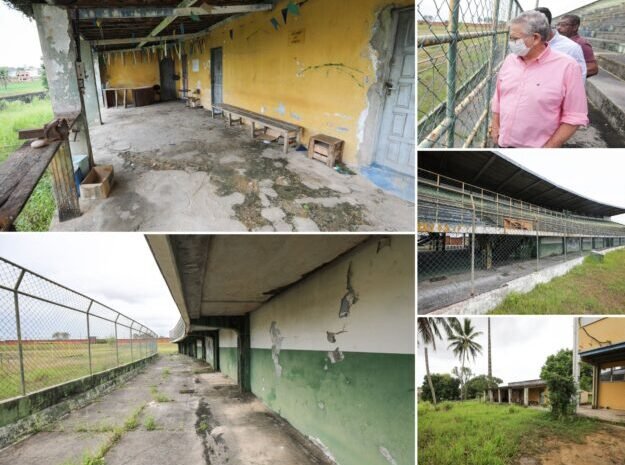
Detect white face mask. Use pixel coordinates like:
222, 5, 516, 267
509, 37, 531, 56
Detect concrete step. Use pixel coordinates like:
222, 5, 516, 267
597, 52, 625, 81
587, 70, 625, 140
587, 37, 625, 54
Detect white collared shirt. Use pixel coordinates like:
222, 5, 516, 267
548, 30, 587, 80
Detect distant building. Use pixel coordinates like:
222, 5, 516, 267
16, 70, 32, 82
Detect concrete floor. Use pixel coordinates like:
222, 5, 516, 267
0, 355, 334, 465
418, 252, 586, 313
577, 405, 625, 424
52, 102, 414, 232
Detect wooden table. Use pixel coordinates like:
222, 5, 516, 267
103, 86, 154, 109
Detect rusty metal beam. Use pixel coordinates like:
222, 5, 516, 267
78, 3, 272, 20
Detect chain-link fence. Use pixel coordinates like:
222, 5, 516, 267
418, 0, 523, 147
0, 257, 158, 401
417, 169, 625, 311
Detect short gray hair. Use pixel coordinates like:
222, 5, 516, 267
509, 11, 551, 42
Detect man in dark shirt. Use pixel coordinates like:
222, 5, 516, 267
557, 14, 599, 77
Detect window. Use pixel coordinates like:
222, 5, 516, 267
600, 366, 625, 382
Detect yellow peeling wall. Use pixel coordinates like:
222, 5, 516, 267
101, 51, 169, 103
176, 0, 412, 165
579, 318, 625, 351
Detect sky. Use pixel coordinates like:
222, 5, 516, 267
418, 0, 597, 22
0, 234, 180, 337
0, 2, 41, 68
502, 150, 625, 225
417, 316, 574, 386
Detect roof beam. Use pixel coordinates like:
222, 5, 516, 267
136, 0, 200, 49
78, 3, 273, 20
495, 167, 523, 191
91, 30, 205, 46
471, 153, 497, 183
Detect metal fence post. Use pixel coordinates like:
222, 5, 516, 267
114, 314, 120, 367
535, 216, 540, 272
471, 194, 476, 296
445, 0, 460, 147
86, 300, 93, 375
13, 270, 26, 396
483, 0, 502, 144
130, 321, 135, 362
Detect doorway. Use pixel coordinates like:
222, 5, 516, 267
374, 8, 415, 176
159, 57, 176, 101
211, 47, 223, 107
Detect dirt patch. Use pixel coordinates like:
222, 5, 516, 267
518, 427, 625, 465
304, 202, 368, 232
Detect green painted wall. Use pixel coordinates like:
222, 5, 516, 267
539, 238, 564, 258
250, 348, 415, 465
220, 347, 238, 383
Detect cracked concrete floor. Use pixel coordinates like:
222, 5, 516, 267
52, 102, 414, 232
0, 354, 334, 465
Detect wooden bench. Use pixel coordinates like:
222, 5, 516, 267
212, 103, 303, 154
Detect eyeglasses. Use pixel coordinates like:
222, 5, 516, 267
556, 22, 575, 27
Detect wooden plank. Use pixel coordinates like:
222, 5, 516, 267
49, 141, 81, 222
136, 0, 200, 49
0, 141, 62, 231
79, 4, 272, 20
18, 128, 45, 140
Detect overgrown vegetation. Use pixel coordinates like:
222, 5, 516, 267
150, 385, 171, 403
491, 250, 625, 313
418, 400, 598, 465
144, 415, 157, 431
0, 97, 55, 231
0, 78, 45, 97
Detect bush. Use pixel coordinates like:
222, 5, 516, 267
541, 349, 577, 418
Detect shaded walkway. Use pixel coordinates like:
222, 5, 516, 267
0, 354, 333, 465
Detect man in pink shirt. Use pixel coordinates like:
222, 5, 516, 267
490, 11, 589, 148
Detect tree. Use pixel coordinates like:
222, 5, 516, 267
418, 317, 460, 406
540, 348, 577, 418
452, 366, 473, 397
0, 67, 8, 89
580, 361, 593, 392
52, 331, 70, 340
488, 317, 493, 400
420, 373, 460, 402
465, 374, 503, 400
448, 318, 483, 400
40, 58, 48, 91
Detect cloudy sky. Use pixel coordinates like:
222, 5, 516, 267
0, 3, 41, 68
502, 150, 625, 225
418, 0, 597, 21
0, 234, 179, 337
417, 317, 574, 386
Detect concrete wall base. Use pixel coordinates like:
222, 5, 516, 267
430, 246, 625, 315
0, 355, 157, 450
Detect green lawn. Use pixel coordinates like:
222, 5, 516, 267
0, 340, 155, 401
418, 400, 598, 465
0, 97, 55, 231
491, 249, 625, 314
0, 79, 45, 97
157, 340, 179, 354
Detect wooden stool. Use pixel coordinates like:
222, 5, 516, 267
307, 134, 344, 167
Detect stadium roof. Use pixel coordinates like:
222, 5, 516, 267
418, 151, 625, 218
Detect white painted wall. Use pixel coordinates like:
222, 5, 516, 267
250, 236, 414, 355
219, 329, 238, 348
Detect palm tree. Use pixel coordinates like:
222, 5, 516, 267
418, 317, 459, 405
488, 317, 493, 401
448, 318, 483, 401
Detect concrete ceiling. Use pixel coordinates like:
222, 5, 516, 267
148, 235, 369, 324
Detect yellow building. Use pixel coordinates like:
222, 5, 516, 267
98, 0, 415, 180
579, 318, 625, 410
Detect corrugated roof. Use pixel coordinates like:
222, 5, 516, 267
418, 151, 625, 218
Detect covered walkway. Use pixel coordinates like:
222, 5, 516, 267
0, 354, 333, 465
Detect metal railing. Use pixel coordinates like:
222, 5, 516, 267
417, 0, 523, 147
0, 257, 158, 401
418, 168, 625, 238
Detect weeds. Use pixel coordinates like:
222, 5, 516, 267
150, 385, 171, 403
144, 416, 157, 431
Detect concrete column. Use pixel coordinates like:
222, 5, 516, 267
508, 388, 512, 404
80, 39, 102, 126
498, 389, 501, 403
592, 364, 600, 409
93, 51, 105, 108
573, 317, 580, 413
33, 4, 94, 168
523, 387, 529, 406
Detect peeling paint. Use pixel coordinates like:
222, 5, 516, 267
377, 236, 392, 253
379, 446, 398, 465
336, 127, 350, 132
327, 347, 344, 364
308, 436, 337, 463
276, 103, 286, 116
290, 112, 302, 121
339, 262, 358, 318
326, 327, 347, 343
269, 321, 284, 377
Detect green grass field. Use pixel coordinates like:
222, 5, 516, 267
418, 401, 598, 465
0, 340, 156, 401
491, 249, 625, 314
157, 340, 179, 354
0, 97, 55, 231
0, 79, 45, 97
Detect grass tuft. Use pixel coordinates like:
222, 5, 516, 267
144, 416, 157, 431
